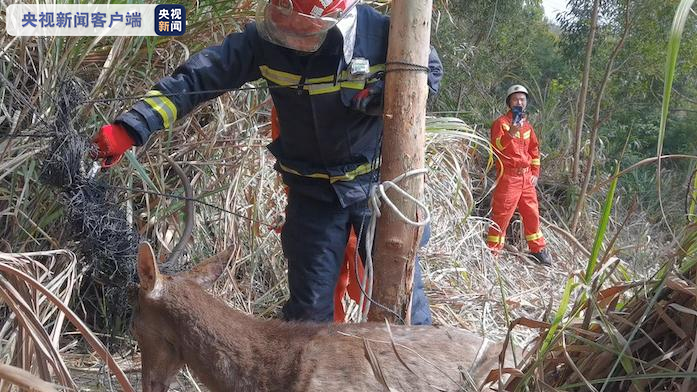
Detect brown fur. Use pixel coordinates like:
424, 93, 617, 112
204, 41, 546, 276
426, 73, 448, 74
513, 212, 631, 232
133, 243, 513, 392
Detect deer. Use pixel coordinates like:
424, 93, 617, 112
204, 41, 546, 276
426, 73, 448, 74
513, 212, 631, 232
131, 157, 518, 392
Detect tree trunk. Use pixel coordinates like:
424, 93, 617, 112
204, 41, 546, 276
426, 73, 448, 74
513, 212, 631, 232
571, 0, 600, 185
571, 1, 631, 231
368, 0, 432, 324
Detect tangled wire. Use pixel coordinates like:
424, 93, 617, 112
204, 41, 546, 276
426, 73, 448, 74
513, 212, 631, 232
38, 81, 139, 331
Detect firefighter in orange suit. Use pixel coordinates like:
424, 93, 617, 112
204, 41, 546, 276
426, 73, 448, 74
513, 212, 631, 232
486, 85, 552, 266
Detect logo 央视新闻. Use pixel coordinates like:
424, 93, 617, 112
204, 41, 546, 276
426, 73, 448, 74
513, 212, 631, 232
154, 4, 185, 36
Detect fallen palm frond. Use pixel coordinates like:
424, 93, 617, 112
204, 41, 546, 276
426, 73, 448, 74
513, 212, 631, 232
0, 250, 79, 390
502, 222, 697, 391
0, 250, 134, 391
0, 364, 59, 392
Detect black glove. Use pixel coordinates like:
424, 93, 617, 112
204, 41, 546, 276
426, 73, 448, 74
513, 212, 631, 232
351, 81, 384, 116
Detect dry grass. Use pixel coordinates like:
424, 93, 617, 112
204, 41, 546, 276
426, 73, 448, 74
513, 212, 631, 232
0, 250, 134, 391
1, 1, 694, 391
501, 223, 697, 391
1, 115, 683, 390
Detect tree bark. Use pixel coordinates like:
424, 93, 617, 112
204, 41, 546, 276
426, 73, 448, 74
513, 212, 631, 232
368, 0, 432, 324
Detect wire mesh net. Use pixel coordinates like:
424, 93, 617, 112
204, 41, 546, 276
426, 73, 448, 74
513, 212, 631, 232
38, 81, 139, 334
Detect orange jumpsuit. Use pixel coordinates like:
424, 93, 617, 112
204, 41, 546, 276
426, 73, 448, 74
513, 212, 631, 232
487, 111, 545, 253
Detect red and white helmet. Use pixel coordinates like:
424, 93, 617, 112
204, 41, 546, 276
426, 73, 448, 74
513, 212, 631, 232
257, 0, 358, 52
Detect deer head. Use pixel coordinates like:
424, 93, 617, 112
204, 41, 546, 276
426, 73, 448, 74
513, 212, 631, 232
132, 242, 225, 392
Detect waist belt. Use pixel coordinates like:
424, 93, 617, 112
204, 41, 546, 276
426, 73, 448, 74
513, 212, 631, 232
505, 166, 530, 176
278, 161, 380, 183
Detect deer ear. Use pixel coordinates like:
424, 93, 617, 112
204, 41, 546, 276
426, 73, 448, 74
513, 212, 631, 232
182, 260, 225, 289
137, 242, 161, 293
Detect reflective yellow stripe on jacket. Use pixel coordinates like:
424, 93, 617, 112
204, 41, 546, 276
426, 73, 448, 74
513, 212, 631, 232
143, 90, 177, 129
261, 64, 385, 182
259, 64, 385, 96
259, 65, 301, 86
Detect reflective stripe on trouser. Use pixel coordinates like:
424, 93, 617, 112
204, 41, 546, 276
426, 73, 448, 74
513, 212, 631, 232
487, 170, 546, 252
281, 191, 432, 325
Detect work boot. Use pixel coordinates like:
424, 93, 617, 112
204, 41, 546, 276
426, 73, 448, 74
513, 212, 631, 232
530, 249, 552, 266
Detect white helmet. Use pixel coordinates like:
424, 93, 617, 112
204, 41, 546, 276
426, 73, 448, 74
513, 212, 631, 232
506, 84, 529, 105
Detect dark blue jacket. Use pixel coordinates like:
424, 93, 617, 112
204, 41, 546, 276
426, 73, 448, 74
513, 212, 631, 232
117, 5, 443, 207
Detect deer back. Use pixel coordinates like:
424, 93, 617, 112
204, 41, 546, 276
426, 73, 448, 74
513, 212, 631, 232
133, 242, 516, 391
131, 157, 517, 392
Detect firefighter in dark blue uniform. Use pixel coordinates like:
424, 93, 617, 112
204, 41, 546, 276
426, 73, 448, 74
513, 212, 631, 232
94, 0, 443, 324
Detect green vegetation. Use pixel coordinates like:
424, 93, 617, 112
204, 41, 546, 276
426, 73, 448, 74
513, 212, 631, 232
1, 0, 697, 390
434, 0, 697, 233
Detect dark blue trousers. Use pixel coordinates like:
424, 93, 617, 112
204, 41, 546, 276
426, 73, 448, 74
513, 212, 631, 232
281, 190, 432, 325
